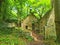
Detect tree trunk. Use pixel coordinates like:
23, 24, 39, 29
54, 0, 60, 42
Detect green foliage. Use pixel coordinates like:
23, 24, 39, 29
0, 36, 27, 45
1, 0, 51, 20
0, 0, 52, 44
0, 27, 32, 45
13, 28, 34, 41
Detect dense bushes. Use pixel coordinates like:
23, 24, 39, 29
0, 36, 27, 45
12, 28, 34, 41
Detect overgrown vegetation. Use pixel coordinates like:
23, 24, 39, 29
0, 0, 57, 45
0, 26, 33, 45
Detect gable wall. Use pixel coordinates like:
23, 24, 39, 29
21, 14, 38, 30
39, 9, 56, 40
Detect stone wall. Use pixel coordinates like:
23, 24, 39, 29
45, 9, 56, 40
39, 9, 52, 35
39, 9, 56, 40
21, 14, 38, 31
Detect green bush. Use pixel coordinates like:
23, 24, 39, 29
12, 29, 34, 41
0, 36, 27, 45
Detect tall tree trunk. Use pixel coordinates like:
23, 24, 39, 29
0, 0, 4, 22
54, 0, 60, 42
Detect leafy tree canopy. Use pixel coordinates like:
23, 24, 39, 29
1, 0, 51, 20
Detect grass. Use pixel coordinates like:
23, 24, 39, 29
0, 35, 28, 45
0, 23, 33, 45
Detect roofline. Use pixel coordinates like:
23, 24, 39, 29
40, 8, 52, 20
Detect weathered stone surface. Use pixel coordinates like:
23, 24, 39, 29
45, 9, 56, 40
39, 9, 56, 40
21, 14, 38, 31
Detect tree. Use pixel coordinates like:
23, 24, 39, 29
54, 0, 60, 42
0, 0, 6, 21
14, 0, 27, 27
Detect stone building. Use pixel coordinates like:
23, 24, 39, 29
45, 9, 56, 40
39, 8, 56, 40
21, 13, 38, 32
39, 9, 52, 35
21, 8, 56, 40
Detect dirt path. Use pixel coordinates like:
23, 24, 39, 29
29, 31, 44, 45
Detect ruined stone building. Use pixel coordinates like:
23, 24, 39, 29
21, 13, 38, 31
21, 8, 56, 40
39, 8, 56, 40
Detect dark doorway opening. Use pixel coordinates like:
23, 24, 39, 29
26, 26, 28, 29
